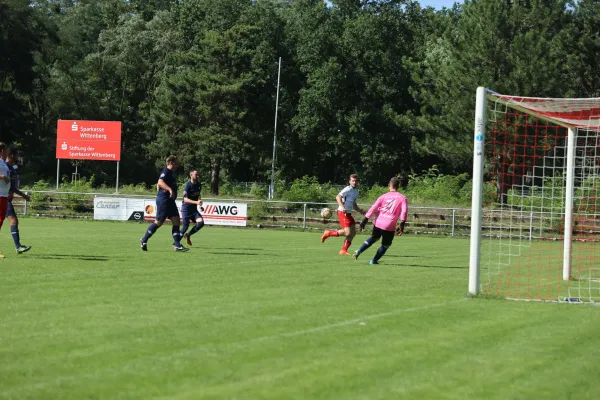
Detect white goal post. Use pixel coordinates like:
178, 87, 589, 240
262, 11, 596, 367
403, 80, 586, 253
469, 87, 600, 303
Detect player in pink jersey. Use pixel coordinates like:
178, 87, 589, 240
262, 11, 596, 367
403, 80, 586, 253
352, 177, 407, 264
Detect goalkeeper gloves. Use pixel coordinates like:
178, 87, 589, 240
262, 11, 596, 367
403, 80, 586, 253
359, 218, 368, 232
396, 220, 406, 236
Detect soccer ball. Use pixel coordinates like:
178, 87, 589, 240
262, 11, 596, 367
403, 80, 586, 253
321, 208, 332, 219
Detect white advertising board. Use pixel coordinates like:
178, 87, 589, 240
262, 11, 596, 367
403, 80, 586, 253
93, 197, 145, 221
94, 197, 247, 227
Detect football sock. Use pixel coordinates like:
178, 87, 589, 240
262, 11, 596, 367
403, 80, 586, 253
142, 223, 159, 242
188, 220, 205, 236
10, 225, 21, 248
180, 221, 190, 236
373, 245, 390, 263
342, 240, 351, 252
172, 225, 182, 247
329, 230, 340, 237
357, 237, 376, 254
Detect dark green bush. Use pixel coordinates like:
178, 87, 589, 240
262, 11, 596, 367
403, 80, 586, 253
25, 180, 52, 210
281, 176, 332, 204
364, 184, 388, 201
507, 174, 565, 213
250, 183, 268, 199
247, 201, 271, 220
404, 166, 471, 206
58, 177, 95, 212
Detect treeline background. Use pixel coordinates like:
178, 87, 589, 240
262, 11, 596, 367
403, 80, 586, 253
2, 0, 599, 194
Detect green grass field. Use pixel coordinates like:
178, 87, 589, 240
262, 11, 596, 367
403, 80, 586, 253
1, 219, 599, 400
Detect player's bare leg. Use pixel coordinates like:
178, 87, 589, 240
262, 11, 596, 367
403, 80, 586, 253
339, 226, 355, 255
322, 225, 349, 241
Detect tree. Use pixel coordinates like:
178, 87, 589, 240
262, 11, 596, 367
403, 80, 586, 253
128, 0, 175, 21
409, 0, 571, 176
286, 0, 420, 185
0, 0, 46, 145
147, 1, 270, 194
82, 10, 180, 184
555, 0, 600, 97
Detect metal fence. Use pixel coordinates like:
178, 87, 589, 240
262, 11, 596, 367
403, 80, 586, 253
10, 190, 478, 237
13, 190, 560, 239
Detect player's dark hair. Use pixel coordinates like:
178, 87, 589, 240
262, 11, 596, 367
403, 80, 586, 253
389, 177, 400, 190
8, 147, 18, 158
350, 174, 358, 180
166, 155, 178, 165
0, 143, 6, 152
189, 169, 198, 177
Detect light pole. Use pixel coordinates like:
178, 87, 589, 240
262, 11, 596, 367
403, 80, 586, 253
269, 57, 282, 200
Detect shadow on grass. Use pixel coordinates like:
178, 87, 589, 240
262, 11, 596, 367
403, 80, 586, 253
215, 248, 267, 251
25, 254, 112, 262
205, 251, 263, 256
379, 263, 467, 269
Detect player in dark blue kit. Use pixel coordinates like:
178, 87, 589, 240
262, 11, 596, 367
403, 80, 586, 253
180, 169, 205, 246
5, 148, 31, 254
140, 155, 188, 252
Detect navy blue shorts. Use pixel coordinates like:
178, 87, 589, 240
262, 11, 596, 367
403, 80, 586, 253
371, 226, 395, 247
155, 198, 179, 223
181, 210, 202, 223
5, 201, 15, 217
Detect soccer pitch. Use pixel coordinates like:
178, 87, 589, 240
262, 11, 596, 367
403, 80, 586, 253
1, 220, 599, 399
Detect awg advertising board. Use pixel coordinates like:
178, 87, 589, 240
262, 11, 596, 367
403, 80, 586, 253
143, 201, 248, 227
93, 198, 248, 227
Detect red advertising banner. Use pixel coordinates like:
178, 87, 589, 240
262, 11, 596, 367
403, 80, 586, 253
56, 120, 121, 161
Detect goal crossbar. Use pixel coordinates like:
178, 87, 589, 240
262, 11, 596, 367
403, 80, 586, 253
486, 90, 600, 131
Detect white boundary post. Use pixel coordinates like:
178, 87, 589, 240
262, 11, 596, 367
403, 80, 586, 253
56, 159, 60, 189
269, 57, 282, 200
116, 161, 120, 193
23, 191, 28, 215
563, 127, 576, 281
469, 87, 487, 295
303, 203, 307, 230
529, 211, 534, 241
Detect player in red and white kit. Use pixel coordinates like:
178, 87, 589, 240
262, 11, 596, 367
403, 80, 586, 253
321, 174, 366, 255
353, 177, 407, 264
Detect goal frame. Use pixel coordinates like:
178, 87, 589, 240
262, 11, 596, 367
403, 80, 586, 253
468, 87, 585, 296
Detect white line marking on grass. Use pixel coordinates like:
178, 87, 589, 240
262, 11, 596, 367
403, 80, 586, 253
154, 364, 319, 400
0, 299, 464, 397
243, 299, 464, 344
